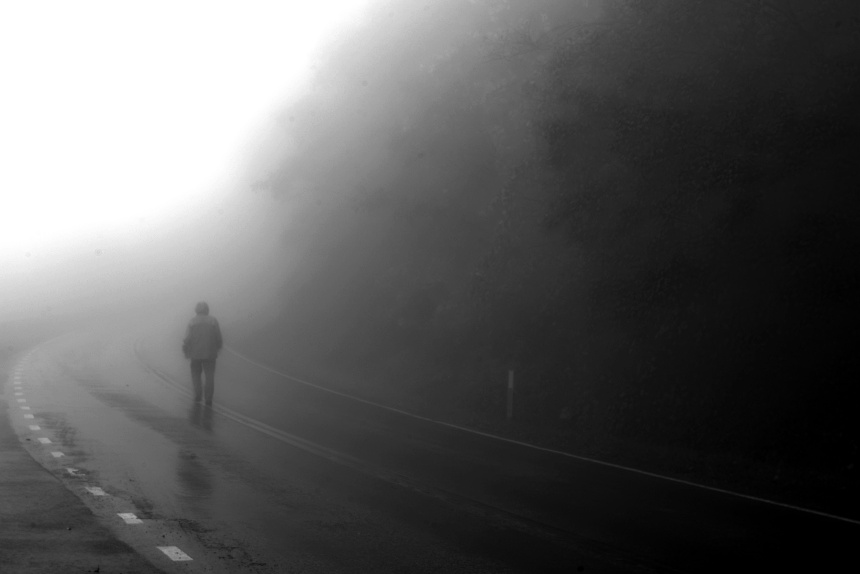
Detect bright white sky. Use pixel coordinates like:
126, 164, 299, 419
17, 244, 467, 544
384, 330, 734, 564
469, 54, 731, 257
0, 0, 368, 264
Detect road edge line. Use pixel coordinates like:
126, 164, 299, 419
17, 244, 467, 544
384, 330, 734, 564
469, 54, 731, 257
224, 347, 860, 527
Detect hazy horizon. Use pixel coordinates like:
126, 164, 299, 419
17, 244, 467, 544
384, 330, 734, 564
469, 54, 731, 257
0, 0, 373, 323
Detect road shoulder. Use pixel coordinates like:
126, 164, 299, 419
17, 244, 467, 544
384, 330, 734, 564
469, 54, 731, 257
0, 351, 165, 574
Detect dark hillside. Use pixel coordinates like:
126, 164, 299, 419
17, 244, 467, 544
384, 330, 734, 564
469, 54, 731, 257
238, 0, 860, 517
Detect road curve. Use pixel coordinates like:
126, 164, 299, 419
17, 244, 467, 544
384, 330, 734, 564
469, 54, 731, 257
10, 326, 857, 573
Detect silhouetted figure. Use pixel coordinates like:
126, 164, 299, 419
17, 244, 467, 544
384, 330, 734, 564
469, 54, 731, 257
182, 301, 223, 406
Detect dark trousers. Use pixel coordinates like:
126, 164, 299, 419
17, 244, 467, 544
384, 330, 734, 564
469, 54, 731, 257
190, 359, 216, 405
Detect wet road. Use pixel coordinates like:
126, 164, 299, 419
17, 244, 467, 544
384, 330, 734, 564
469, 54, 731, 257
10, 326, 858, 573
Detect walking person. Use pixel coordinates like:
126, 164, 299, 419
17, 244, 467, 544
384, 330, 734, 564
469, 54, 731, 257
182, 301, 223, 406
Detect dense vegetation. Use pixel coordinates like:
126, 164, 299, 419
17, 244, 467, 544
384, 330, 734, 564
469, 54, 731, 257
242, 0, 860, 513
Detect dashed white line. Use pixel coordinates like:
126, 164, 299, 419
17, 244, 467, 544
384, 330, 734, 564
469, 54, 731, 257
23, 414, 34, 419
66, 468, 82, 477
157, 546, 192, 561
28, 425, 40, 431
14, 392, 23, 396
16, 398, 26, 403
37, 437, 51, 444
85, 486, 106, 496
50, 451, 64, 458
118, 513, 143, 525
20, 406, 31, 411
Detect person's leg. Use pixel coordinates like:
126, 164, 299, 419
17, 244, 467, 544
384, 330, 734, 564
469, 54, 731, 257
202, 359, 216, 405
190, 360, 203, 402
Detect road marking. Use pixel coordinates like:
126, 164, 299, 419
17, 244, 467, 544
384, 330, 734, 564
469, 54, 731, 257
28, 425, 40, 431
16, 398, 26, 403
157, 546, 192, 561
51, 451, 64, 458
85, 486, 106, 496
66, 468, 82, 477
14, 392, 23, 396
222, 346, 860, 527
23, 414, 34, 419
37, 437, 51, 444
118, 513, 143, 524
20, 406, 31, 410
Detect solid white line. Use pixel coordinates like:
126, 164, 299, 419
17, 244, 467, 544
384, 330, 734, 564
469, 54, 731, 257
37, 437, 51, 444
157, 546, 192, 561
226, 347, 468, 424
85, 486, 106, 496
118, 513, 143, 524
226, 346, 860, 527
51, 451, 64, 458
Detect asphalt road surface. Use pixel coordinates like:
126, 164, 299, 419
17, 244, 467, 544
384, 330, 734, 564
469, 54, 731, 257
7, 324, 857, 573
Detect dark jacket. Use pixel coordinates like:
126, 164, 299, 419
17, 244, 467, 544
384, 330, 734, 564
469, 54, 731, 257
183, 315, 223, 360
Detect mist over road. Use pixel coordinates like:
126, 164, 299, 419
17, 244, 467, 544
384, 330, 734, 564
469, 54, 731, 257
4, 318, 853, 573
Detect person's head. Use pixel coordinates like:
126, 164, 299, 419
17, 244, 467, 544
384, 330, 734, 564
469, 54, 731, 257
195, 301, 210, 315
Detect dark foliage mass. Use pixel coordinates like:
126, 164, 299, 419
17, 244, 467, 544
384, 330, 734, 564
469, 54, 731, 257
246, 0, 860, 511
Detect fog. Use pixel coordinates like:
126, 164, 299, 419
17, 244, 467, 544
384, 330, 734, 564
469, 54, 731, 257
0, 0, 368, 325
2, 0, 858, 520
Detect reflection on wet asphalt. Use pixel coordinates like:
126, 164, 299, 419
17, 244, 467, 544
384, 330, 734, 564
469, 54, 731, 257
176, 446, 213, 511
178, 406, 214, 515
31, 331, 604, 573
18, 329, 859, 574
188, 403, 214, 433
